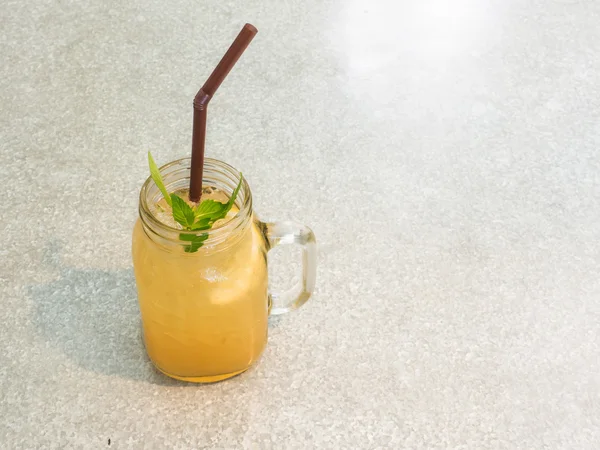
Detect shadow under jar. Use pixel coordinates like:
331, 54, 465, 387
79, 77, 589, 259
132, 158, 316, 382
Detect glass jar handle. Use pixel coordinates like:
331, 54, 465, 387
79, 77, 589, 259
261, 221, 317, 315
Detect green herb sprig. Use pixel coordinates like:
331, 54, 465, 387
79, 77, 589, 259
148, 152, 243, 253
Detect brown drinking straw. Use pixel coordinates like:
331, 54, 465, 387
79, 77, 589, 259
189, 23, 258, 202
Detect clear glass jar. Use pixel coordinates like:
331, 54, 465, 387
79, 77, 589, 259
132, 158, 316, 382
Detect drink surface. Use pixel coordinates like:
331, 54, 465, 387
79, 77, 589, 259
150, 186, 237, 229
132, 187, 268, 381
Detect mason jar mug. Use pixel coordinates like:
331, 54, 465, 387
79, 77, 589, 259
132, 158, 316, 382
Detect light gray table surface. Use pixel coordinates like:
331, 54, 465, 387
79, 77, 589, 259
2, 0, 600, 448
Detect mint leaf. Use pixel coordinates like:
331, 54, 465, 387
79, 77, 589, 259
148, 152, 172, 207
226, 173, 243, 209
180, 232, 209, 253
194, 199, 228, 221
190, 218, 212, 231
170, 194, 196, 228
190, 174, 244, 228
146, 152, 244, 252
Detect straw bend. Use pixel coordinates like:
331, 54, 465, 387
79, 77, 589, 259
193, 90, 211, 111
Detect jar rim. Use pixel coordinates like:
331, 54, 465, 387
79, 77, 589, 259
139, 157, 252, 247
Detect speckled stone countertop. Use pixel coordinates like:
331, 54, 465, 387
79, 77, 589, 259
2, 0, 600, 448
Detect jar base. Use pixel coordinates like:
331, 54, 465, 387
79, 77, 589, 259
153, 363, 249, 383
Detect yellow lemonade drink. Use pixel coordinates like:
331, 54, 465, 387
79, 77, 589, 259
132, 163, 269, 383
